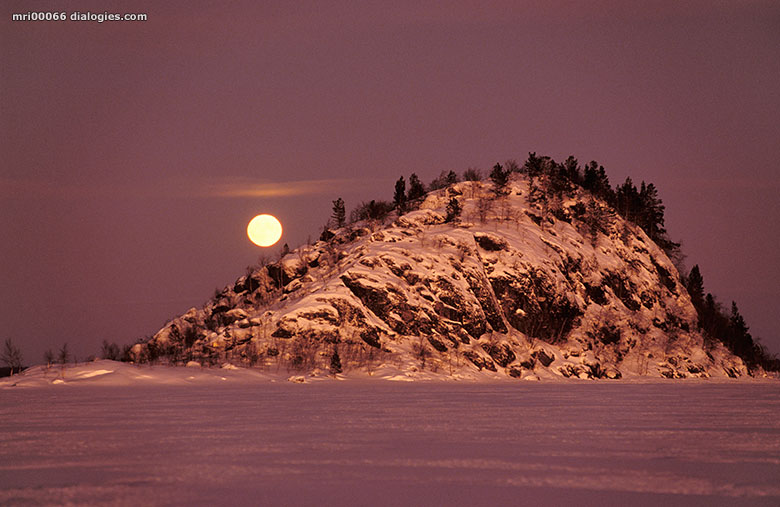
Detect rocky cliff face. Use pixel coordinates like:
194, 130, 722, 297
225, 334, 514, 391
133, 176, 748, 379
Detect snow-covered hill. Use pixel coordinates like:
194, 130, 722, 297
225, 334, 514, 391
134, 176, 748, 380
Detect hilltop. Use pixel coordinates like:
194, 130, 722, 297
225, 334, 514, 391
128, 169, 753, 380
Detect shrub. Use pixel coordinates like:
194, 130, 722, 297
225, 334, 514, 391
490, 163, 510, 195
463, 168, 482, 181
429, 170, 459, 190
350, 200, 394, 223
100, 340, 120, 361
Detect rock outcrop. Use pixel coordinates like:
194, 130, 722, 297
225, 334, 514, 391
133, 176, 748, 379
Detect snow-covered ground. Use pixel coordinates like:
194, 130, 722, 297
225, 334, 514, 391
2, 362, 779, 506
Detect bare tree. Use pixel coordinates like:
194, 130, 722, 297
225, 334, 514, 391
58, 343, 70, 365
44, 349, 54, 369
1, 338, 23, 375
476, 196, 494, 223
412, 336, 431, 369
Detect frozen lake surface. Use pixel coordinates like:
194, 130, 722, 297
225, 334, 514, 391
2, 378, 779, 506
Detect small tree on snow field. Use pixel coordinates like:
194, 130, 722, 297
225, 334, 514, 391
1, 338, 23, 375
58, 343, 70, 365
44, 349, 54, 369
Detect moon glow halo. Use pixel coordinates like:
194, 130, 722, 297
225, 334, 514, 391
247, 214, 283, 247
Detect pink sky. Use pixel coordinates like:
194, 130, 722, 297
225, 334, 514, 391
2, 0, 779, 361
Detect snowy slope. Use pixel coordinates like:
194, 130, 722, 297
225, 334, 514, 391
134, 176, 748, 379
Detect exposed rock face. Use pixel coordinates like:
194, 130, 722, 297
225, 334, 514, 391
134, 177, 749, 379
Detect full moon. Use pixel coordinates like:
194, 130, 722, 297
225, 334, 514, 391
247, 214, 283, 247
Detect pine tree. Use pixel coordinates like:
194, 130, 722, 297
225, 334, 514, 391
583, 162, 597, 189
700, 292, 722, 338
583, 161, 612, 201
730, 302, 750, 338
331, 197, 346, 228
637, 182, 667, 241
445, 197, 462, 223
686, 265, 705, 311
490, 163, 509, 195
582, 197, 612, 243
393, 176, 407, 213
548, 159, 572, 196
563, 155, 581, 184
407, 173, 426, 201
615, 177, 640, 221
636, 181, 679, 256
729, 302, 754, 362
523, 152, 543, 178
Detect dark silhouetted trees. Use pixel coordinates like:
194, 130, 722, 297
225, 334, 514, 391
728, 302, 756, 364
407, 173, 426, 202
583, 161, 612, 201
612, 177, 678, 256
637, 182, 667, 241
562, 156, 582, 185
523, 152, 544, 178
685, 265, 705, 311
429, 170, 458, 190
615, 177, 640, 222
393, 176, 407, 214
684, 264, 775, 372
463, 168, 482, 181
351, 200, 394, 223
